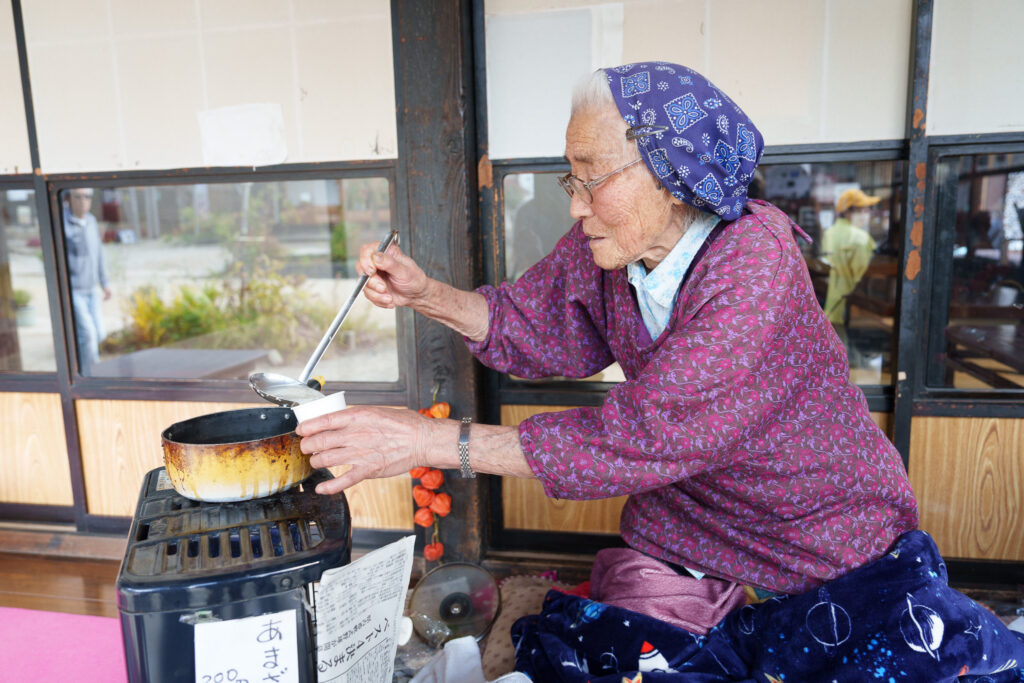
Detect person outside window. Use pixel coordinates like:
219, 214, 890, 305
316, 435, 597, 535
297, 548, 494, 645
63, 188, 110, 374
821, 188, 879, 328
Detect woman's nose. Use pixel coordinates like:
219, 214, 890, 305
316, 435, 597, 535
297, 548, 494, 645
568, 192, 592, 220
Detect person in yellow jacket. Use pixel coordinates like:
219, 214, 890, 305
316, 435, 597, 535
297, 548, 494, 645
822, 188, 879, 335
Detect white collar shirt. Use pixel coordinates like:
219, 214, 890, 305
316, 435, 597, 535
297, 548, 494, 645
626, 211, 719, 341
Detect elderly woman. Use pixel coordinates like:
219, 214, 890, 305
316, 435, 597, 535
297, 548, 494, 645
299, 63, 1024, 680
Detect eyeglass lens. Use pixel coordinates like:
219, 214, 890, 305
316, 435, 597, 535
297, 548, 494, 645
558, 175, 592, 204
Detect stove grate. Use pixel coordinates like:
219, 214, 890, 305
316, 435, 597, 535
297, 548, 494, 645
121, 468, 348, 578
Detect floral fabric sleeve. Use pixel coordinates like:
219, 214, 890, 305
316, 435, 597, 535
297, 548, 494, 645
465, 223, 615, 380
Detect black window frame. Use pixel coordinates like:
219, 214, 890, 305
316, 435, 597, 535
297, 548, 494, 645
0, 161, 420, 535
0, 174, 62, 392
3, 0, 485, 556
481, 142, 910, 415
909, 135, 1024, 417
43, 163, 412, 407
478, 144, 910, 555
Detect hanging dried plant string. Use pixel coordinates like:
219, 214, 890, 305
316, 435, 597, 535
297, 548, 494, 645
410, 401, 452, 562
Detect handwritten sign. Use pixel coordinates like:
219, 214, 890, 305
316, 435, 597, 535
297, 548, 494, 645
194, 610, 299, 683
314, 535, 415, 683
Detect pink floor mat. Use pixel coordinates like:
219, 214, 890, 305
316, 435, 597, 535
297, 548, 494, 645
0, 606, 127, 682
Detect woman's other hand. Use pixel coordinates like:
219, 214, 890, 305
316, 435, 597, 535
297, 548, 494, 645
296, 406, 457, 495
357, 241, 429, 309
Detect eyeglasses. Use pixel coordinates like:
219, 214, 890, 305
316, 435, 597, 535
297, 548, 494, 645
558, 157, 643, 204
69, 192, 93, 200
557, 124, 668, 204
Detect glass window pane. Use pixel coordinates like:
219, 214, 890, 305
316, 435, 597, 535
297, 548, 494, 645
502, 171, 624, 382
503, 172, 570, 282
1, 188, 57, 372
755, 160, 905, 387
502, 162, 904, 388
61, 178, 398, 382
929, 153, 1024, 390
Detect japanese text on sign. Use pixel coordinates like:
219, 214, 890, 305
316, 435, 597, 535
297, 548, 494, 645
194, 610, 299, 683
314, 535, 415, 683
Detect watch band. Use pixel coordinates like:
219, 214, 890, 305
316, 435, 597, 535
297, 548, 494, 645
458, 417, 475, 479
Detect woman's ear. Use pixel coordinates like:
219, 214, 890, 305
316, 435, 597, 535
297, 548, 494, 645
674, 202, 701, 228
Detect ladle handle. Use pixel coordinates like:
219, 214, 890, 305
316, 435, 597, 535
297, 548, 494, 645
298, 229, 399, 383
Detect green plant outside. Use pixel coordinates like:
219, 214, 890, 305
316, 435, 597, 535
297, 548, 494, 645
103, 185, 390, 363
330, 221, 348, 263
102, 257, 389, 362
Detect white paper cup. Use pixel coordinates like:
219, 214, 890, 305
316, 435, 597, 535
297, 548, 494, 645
291, 391, 347, 424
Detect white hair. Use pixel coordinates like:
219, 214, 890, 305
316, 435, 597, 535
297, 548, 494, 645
569, 68, 706, 229
570, 69, 615, 116
569, 69, 631, 160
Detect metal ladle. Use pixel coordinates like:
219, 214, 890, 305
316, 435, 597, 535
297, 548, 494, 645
249, 229, 399, 407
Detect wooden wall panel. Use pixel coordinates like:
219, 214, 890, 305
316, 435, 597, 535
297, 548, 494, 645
500, 406, 896, 532
502, 476, 625, 533
908, 416, 1023, 561
77, 400, 258, 516
330, 466, 412, 532
0, 393, 73, 505
870, 411, 893, 439
500, 405, 626, 533
76, 400, 411, 528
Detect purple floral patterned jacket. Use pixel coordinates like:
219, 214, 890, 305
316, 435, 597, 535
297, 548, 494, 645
466, 200, 919, 594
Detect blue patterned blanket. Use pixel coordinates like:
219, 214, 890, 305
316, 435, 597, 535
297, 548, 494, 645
512, 531, 1024, 682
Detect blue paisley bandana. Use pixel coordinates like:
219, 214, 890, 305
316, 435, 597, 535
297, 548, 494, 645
603, 62, 764, 222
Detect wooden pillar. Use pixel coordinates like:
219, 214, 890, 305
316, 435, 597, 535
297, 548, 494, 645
391, 0, 487, 563
892, 0, 933, 466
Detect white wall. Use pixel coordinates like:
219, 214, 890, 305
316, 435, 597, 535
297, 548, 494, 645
0, 9, 32, 174
21, 0, 397, 173
9, 1, 1024, 174
928, 0, 1024, 137
486, 0, 913, 157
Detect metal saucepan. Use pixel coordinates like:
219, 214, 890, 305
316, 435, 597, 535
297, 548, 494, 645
162, 407, 311, 502
249, 229, 400, 407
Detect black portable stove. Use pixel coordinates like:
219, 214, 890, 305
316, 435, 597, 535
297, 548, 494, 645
116, 467, 350, 683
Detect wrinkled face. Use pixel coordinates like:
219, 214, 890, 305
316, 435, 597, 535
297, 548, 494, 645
564, 102, 686, 271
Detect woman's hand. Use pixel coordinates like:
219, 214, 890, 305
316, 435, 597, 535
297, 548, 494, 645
357, 242, 429, 309
296, 406, 457, 495
356, 239, 490, 341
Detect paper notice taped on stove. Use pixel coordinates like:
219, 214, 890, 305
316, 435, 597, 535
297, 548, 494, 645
314, 535, 415, 683
194, 609, 299, 683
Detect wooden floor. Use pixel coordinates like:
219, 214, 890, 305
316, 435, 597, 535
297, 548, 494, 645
0, 553, 121, 619
2, 549, 1021, 629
